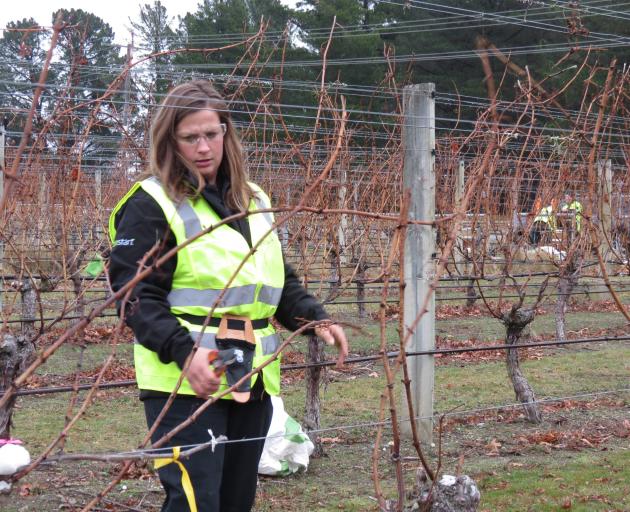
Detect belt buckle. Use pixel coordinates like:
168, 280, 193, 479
217, 314, 256, 345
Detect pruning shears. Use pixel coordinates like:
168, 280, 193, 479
207, 348, 237, 376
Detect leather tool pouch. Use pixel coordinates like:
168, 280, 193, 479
216, 315, 256, 403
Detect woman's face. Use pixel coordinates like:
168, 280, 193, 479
175, 109, 225, 184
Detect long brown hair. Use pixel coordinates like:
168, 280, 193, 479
147, 80, 253, 210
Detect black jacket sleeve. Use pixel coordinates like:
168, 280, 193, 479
108, 189, 195, 369
275, 262, 329, 333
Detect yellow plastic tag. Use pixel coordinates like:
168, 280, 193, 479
154, 446, 197, 512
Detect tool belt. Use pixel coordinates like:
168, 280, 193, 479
216, 315, 258, 402
180, 314, 268, 403
176, 314, 269, 330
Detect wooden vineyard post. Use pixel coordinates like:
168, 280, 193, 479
401, 83, 436, 443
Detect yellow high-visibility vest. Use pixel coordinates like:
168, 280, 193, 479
109, 177, 284, 397
534, 205, 556, 230
561, 200, 583, 231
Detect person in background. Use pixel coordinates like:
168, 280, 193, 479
558, 192, 583, 235
529, 198, 557, 245
108, 80, 348, 512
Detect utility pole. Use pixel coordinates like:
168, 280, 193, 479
597, 159, 613, 270
401, 83, 436, 443
121, 37, 133, 183
95, 167, 102, 239
0, 120, 5, 313
123, 41, 133, 128
454, 160, 466, 271
337, 166, 348, 266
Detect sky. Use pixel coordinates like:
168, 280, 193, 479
0, 0, 295, 45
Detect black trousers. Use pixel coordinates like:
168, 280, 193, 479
529, 221, 551, 245
144, 394, 273, 512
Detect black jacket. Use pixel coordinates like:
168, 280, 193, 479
108, 181, 328, 372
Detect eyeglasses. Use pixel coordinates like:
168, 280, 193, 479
176, 123, 227, 145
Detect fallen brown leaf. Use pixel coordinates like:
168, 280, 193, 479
485, 438, 501, 456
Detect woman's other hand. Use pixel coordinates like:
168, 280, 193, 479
315, 323, 349, 368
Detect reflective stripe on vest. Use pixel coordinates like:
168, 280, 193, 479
177, 200, 204, 239
168, 285, 257, 309
135, 331, 280, 355
167, 284, 283, 308
257, 285, 283, 306
260, 333, 281, 355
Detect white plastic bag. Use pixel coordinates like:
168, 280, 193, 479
0, 439, 31, 492
258, 396, 314, 476
0, 441, 30, 476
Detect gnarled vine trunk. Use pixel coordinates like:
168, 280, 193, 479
502, 306, 542, 424
1, 279, 37, 439
0, 334, 35, 439
555, 260, 580, 342
304, 334, 326, 456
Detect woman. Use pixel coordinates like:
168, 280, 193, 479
108, 80, 348, 512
